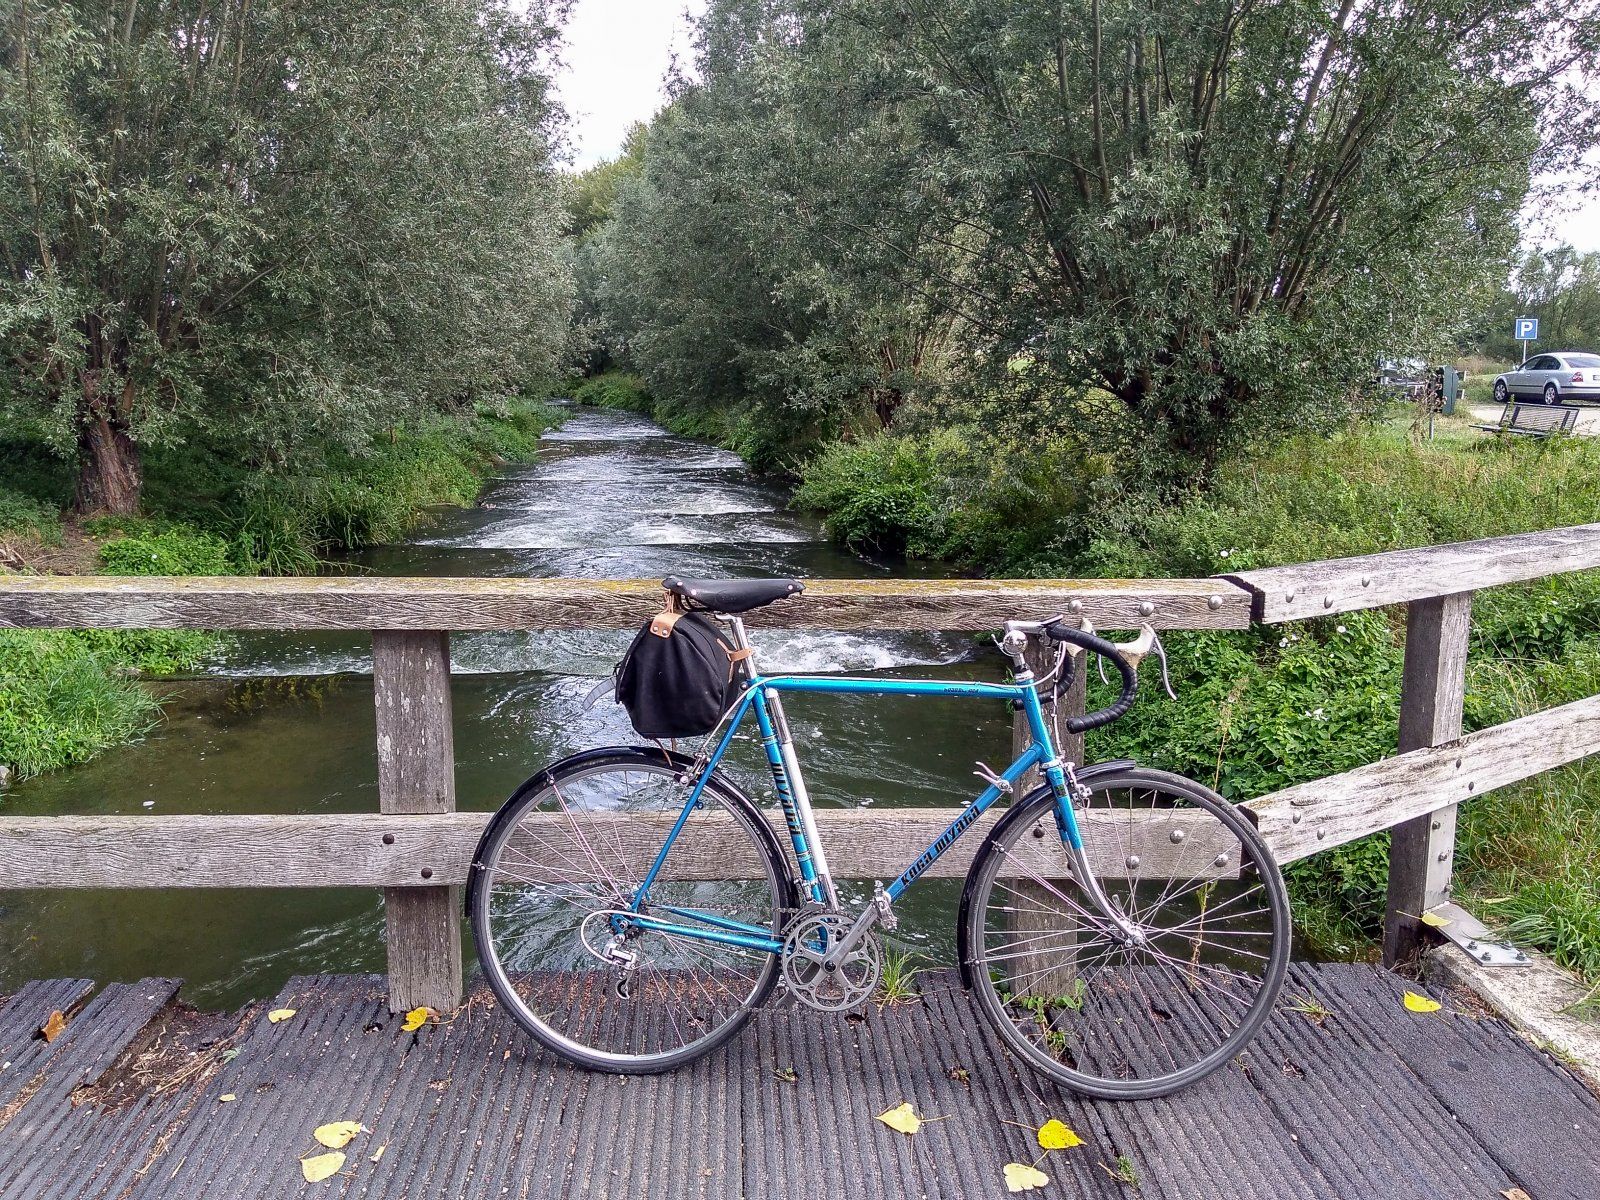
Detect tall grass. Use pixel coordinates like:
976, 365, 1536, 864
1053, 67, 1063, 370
0, 487, 63, 547
796, 417, 1600, 969
0, 630, 164, 779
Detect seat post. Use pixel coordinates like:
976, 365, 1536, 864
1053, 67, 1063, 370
724, 616, 759, 681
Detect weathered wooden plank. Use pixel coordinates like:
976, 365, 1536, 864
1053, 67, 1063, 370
373, 630, 462, 1013
1224, 523, 1600, 623
0, 808, 1234, 888
0, 575, 1252, 631
1248, 691, 1600, 865
1383, 593, 1473, 966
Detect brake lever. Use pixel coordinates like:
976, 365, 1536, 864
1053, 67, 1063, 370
1100, 624, 1177, 700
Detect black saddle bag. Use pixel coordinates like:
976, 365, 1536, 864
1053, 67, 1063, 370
614, 609, 744, 740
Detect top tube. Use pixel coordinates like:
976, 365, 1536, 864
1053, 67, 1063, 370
746, 673, 1029, 702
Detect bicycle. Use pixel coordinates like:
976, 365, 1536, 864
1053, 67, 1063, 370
467, 576, 1290, 1099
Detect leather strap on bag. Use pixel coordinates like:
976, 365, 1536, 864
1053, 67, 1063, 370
651, 586, 688, 636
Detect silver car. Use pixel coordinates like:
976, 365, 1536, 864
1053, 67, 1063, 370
1493, 351, 1600, 405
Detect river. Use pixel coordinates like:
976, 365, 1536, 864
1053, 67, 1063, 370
0, 406, 1016, 1008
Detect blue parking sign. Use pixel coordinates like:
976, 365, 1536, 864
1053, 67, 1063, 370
1515, 317, 1539, 341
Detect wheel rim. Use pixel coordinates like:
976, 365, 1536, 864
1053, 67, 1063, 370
1495, 383, 1507, 402
970, 776, 1289, 1096
1546, 385, 1558, 403
475, 760, 783, 1066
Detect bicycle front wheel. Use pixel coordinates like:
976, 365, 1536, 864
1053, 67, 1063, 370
963, 766, 1290, 1099
468, 748, 793, 1073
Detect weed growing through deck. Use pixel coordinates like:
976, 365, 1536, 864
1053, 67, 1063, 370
1283, 994, 1333, 1025
1100, 1155, 1140, 1188
876, 951, 922, 1007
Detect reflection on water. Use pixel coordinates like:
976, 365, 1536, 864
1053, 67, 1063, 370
0, 405, 1009, 1008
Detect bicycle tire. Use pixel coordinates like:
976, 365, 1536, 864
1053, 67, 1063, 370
961, 766, 1291, 1099
468, 746, 794, 1073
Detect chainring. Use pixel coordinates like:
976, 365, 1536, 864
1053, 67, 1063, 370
780, 913, 881, 1012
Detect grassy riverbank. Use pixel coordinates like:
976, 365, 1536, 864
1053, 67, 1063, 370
796, 414, 1600, 972
0, 396, 563, 782
576, 369, 1600, 978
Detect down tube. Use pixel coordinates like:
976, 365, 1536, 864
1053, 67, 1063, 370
882, 744, 1045, 903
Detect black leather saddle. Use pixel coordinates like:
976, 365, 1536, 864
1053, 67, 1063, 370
662, 576, 805, 614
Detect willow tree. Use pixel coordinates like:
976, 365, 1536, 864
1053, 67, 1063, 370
1, 0, 572, 514
588, 8, 971, 467
593, 0, 1599, 483
834, 0, 1599, 479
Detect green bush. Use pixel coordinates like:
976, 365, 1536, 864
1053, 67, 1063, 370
0, 629, 163, 779
573, 372, 650, 412
99, 528, 235, 575
794, 426, 1108, 562
0, 487, 62, 545
793, 433, 952, 555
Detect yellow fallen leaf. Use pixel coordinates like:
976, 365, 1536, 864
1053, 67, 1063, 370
1420, 911, 1451, 929
1502, 1189, 1533, 1200
401, 1006, 437, 1033
266, 1008, 297, 1024
1038, 1118, 1084, 1150
300, 1151, 345, 1183
1004, 1162, 1050, 1192
39, 1011, 67, 1043
370, 1144, 387, 1164
1402, 990, 1442, 1014
219, 1094, 237, 1103
313, 1120, 366, 1149
875, 1102, 922, 1135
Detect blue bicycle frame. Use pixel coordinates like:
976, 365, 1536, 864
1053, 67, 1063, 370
621, 618, 1087, 958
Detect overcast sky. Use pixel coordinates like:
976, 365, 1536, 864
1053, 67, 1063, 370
552, 0, 1597, 253
554, 0, 704, 169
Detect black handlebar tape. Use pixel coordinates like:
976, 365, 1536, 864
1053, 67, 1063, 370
1057, 641, 1076, 695
1044, 621, 1138, 733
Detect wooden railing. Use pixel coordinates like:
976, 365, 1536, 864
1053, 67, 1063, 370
3, 526, 1599, 1011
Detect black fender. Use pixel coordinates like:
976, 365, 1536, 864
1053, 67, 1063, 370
464, 744, 797, 917
953, 759, 1137, 989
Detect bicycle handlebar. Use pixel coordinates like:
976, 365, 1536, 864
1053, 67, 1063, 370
1042, 620, 1138, 734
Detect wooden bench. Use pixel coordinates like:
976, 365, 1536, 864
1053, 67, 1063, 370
1474, 402, 1579, 437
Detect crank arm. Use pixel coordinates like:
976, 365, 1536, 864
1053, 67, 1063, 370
818, 904, 882, 968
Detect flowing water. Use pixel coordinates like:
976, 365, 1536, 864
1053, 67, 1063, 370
1, 407, 1018, 1008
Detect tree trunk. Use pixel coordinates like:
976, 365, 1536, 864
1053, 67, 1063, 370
74, 412, 143, 516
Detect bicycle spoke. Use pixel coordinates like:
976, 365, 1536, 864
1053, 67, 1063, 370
474, 756, 783, 1069
971, 772, 1289, 1098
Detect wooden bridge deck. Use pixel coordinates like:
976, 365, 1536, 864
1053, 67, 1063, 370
0, 964, 1596, 1199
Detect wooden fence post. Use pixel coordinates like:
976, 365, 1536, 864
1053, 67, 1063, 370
373, 630, 463, 1013
1008, 634, 1087, 996
1382, 591, 1473, 967
1011, 634, 1088, 782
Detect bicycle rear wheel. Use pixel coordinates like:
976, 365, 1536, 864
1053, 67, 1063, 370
962, 766, 1290, 1099
468, 748, 792, 1073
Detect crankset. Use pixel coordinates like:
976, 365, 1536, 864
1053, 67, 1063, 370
779, 913, 882, 1012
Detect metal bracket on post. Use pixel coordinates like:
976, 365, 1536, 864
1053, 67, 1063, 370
1425, 901, 1532, 968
